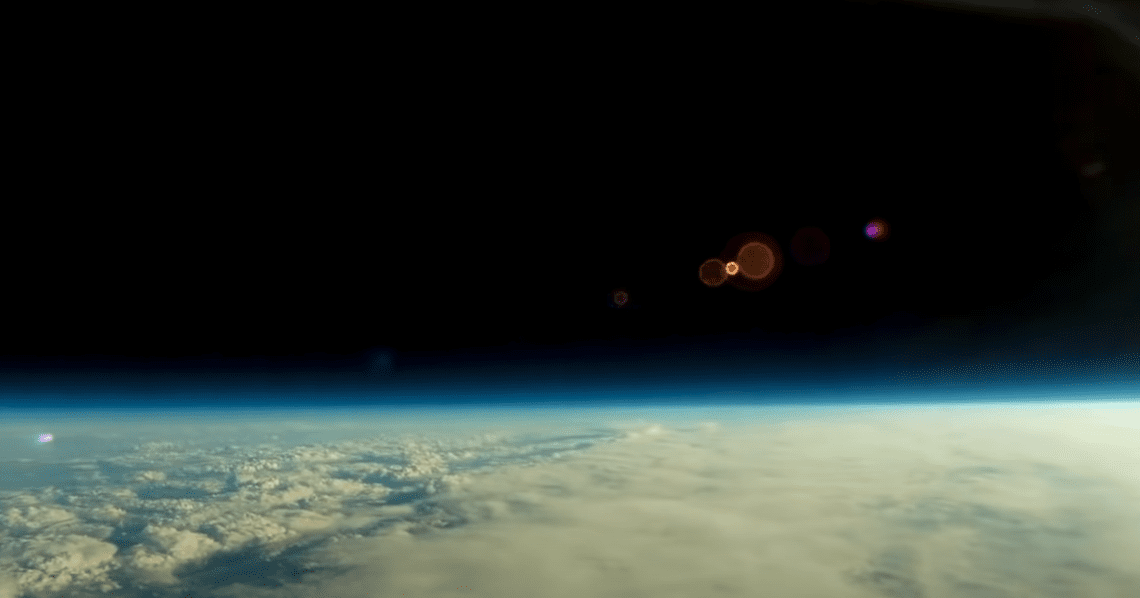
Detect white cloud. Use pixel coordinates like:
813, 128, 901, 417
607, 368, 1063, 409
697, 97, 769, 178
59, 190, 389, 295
2, 505, 77, 533
142, 525, 221, 561
9, 534, 118, 596
199, 511, 292, 550
0, 573, 16, 598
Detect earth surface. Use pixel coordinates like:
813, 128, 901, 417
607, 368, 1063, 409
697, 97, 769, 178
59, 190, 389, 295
2, 402, 1138, 598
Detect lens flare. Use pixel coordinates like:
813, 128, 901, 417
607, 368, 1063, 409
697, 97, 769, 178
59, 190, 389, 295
864, 218, 890, 242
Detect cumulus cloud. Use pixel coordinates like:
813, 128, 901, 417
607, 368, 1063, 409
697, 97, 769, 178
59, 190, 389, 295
2, 505, 76, 532
0, 412, 624, 596
6, 534, 118, 596
124, 525, 221, 586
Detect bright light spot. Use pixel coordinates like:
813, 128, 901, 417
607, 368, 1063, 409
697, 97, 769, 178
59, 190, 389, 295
37, 433, 53, 443
736, 242, 774, 279
698, 258, 730, 287
864, 217, 890, 242
724, 261, 739, 275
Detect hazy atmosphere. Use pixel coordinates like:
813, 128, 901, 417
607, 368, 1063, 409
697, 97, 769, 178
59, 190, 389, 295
4, 0, 1138, 596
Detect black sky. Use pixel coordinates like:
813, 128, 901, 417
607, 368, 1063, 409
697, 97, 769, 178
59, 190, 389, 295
4, 1, 1137, 401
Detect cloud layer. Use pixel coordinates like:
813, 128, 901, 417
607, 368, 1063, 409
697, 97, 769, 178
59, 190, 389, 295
1, 404, 1138, 597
